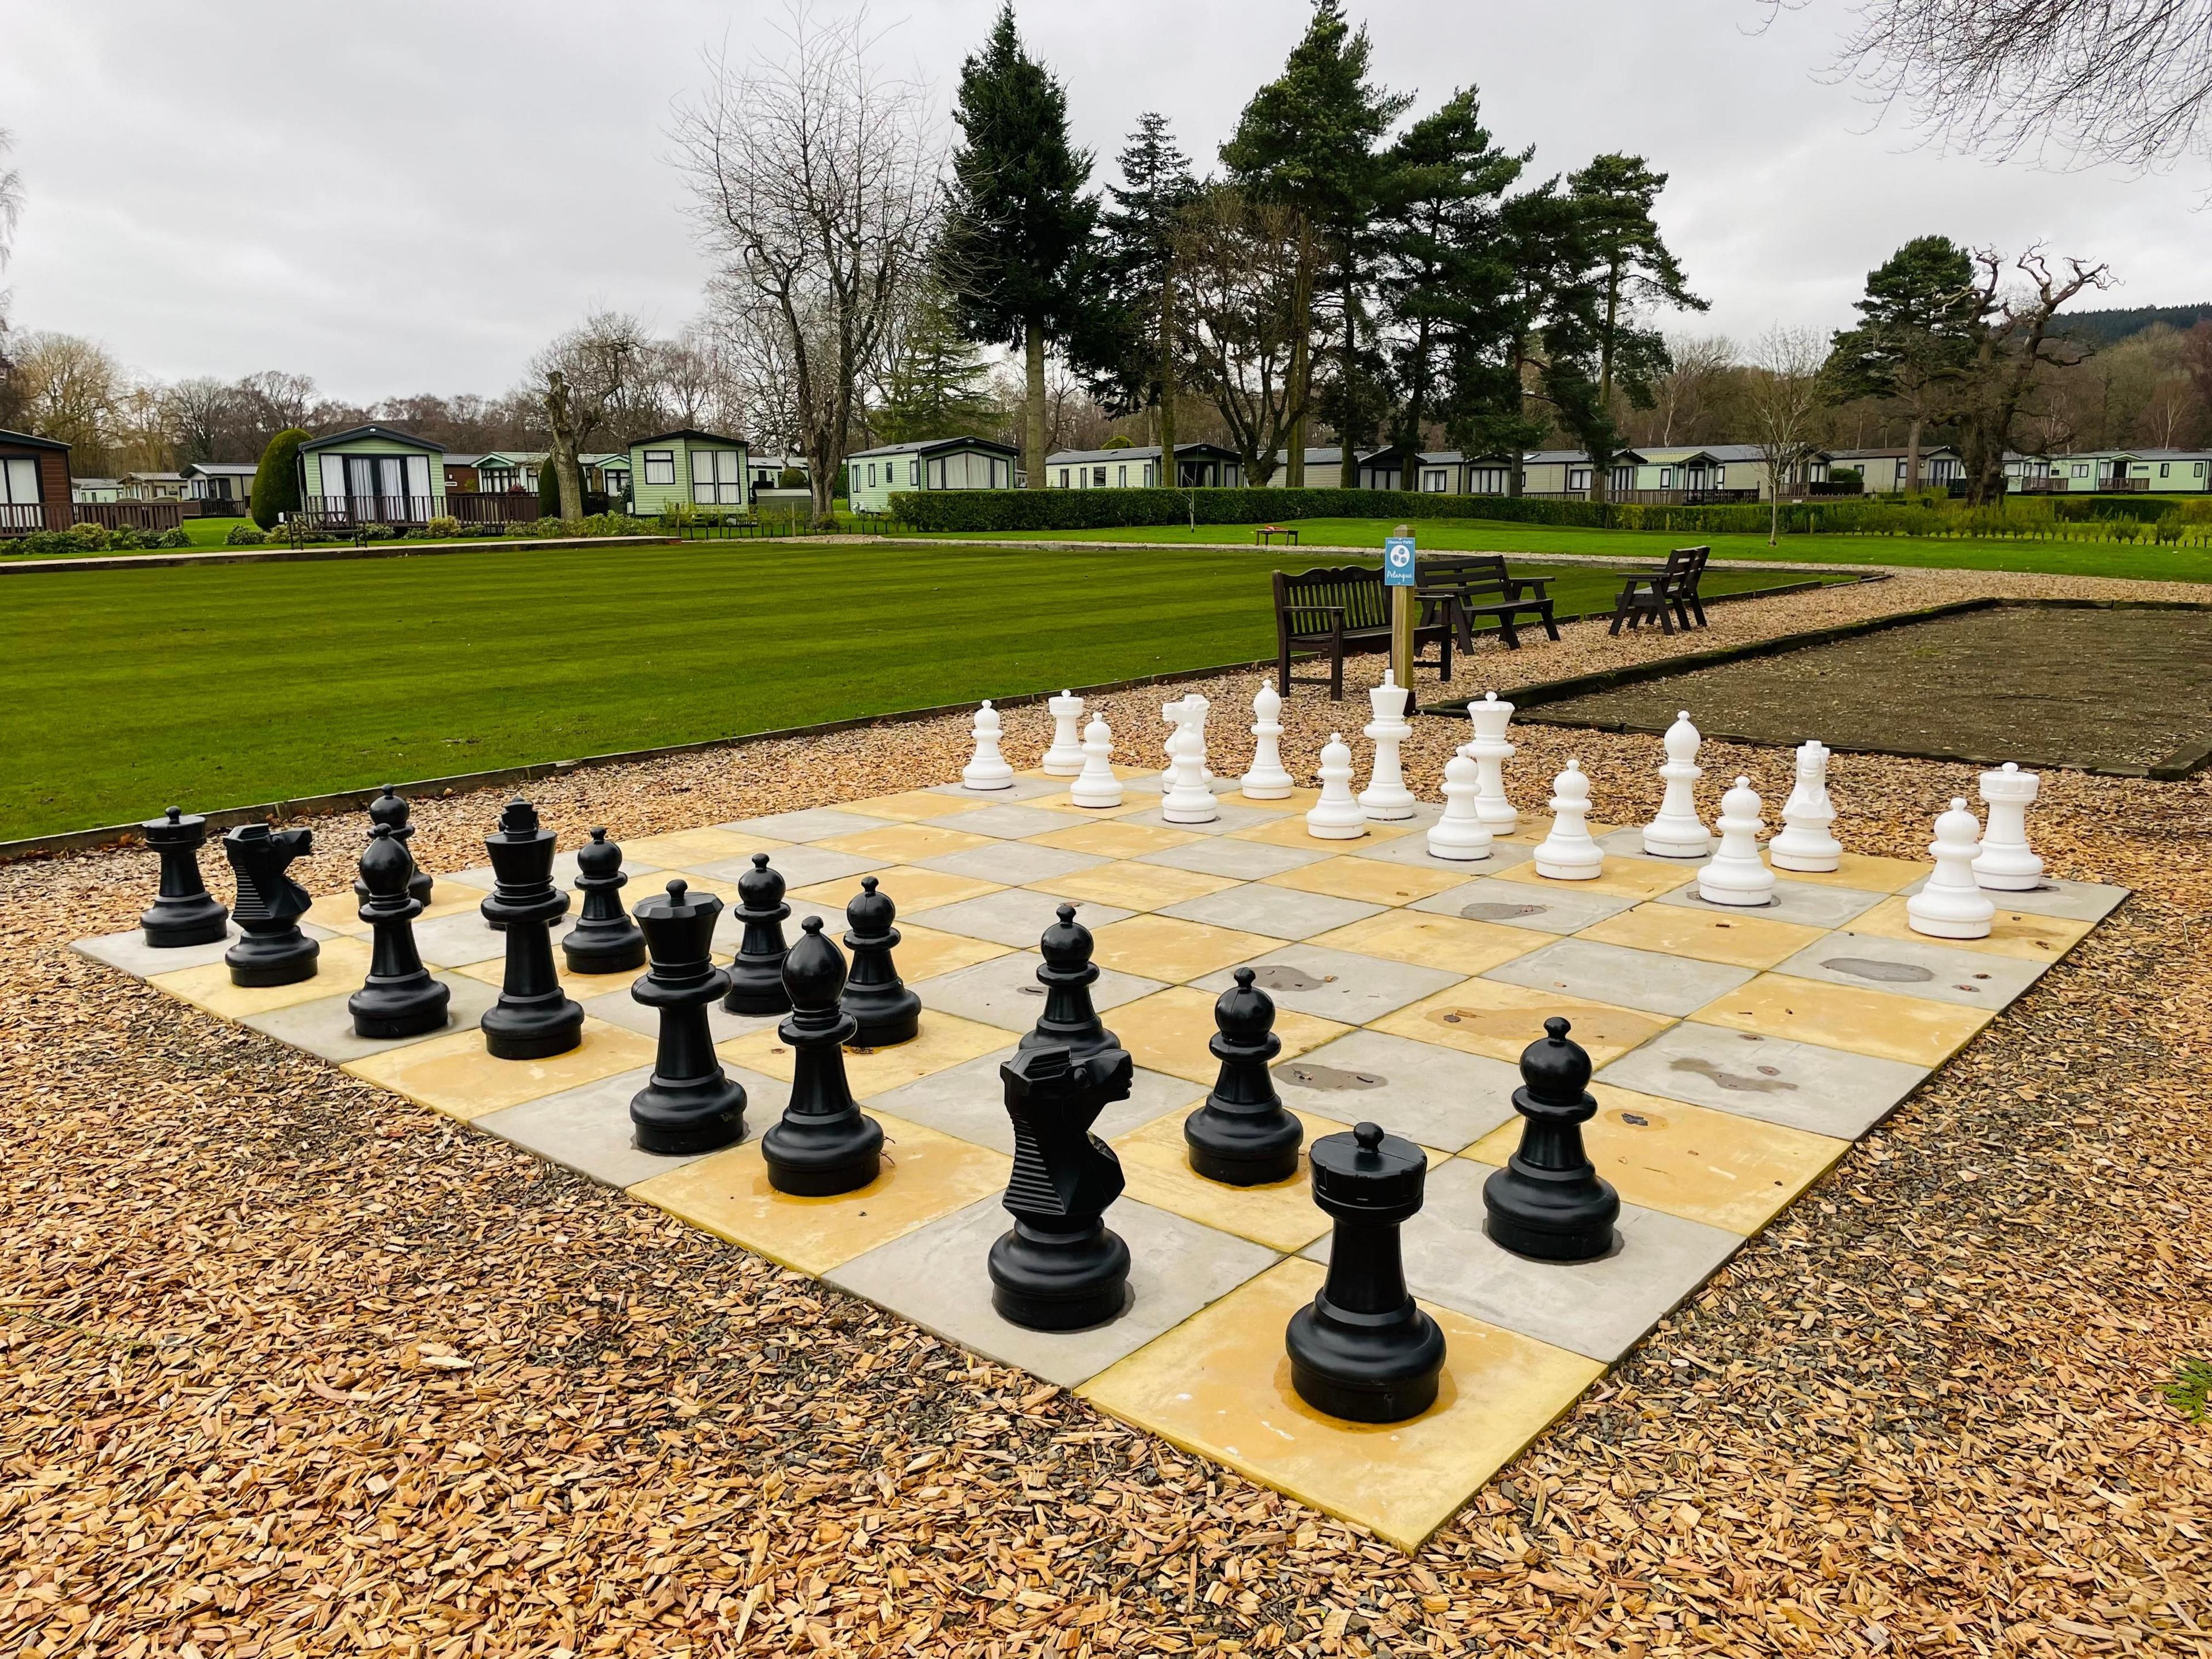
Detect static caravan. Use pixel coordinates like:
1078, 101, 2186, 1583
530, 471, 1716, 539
295, 425, 446, 525
850, 436, 1020, 512
1046, 442, 1243, 490
628, 430, 752, 514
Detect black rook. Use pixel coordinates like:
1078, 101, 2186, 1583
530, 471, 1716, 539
1482, 1016, 1619, 1262
140, 806, 229, 948
477, 798, 584, 1061
628, 878, 748, 1154
760, 917, 884, 1195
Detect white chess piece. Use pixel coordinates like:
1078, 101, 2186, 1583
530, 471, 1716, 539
1426, 751, 1494, 860
1041, 690, 1086, 776
1160, 696, 1219, 824
1305, 733, 1367, 839
1358, 671, 1417, 820
1908, 798, 1997, 938
1241, 680, 1293, 799
1699, 776, 1777, 907
962, 699, 1013, 791
1533, 759, 1604, 879
1770, 739, 1842, 873
1070, 714, 1123, 809
1973, 762, 2043, 891
1466, 691, 1518, 834
1642, 710, 1710, 858
1185, 691, 1214, 783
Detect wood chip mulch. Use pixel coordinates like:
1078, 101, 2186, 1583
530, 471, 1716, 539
2, 567, 2208, 1658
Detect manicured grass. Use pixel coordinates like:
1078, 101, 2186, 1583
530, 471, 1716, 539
0, 541, 1843, 839
922, 516, 2212, 584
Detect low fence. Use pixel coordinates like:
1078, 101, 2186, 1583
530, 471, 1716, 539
446, 491, 545, 525
74, 501, 184, 532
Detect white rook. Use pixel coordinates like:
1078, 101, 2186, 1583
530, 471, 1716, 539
1973, 762, 2043, 891
1041, 690, 1086, 776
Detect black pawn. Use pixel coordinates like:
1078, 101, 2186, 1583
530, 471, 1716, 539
760, 917, 884, 1195
477, 798, 584, 1061
563, 828, 646, 975
1184, 967, 1303, 1185
349, 824, 451, 1039
140, 806, 229, 948
629, 878, 747, 1154
989, 1041, 1135, 1330
1018, 903, 1117, 1062
1287, 1122, 1447, 1423
221, 823, 319, 987
1482, 1016, 1620, 1262
723, 853, 792, 1016
359, 786, 434, 907
840, 876, 921, 1047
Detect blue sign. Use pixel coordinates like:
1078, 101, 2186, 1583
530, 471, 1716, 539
1383, 535, 1416, 587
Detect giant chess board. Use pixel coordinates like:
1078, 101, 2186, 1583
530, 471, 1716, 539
75, 766, 2126, 1549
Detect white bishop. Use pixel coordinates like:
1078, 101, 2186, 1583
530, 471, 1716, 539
1642, 710, 1710, 858
1240, 679, 1293, 798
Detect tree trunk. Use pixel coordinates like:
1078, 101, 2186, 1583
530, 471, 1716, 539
1286, 221, 1313, 489
1024, 323, 1047, 489
1768, 481, 1780, 547
1905, 414, 1923, 494
1589, 266, 1621, 507
1157, 266, 1177, 490
808, 435, 837, 527
1339, 277, 1359, 490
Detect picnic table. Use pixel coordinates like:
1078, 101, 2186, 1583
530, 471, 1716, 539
1609, 545, 1712, 636
1256, 525, 1300, 547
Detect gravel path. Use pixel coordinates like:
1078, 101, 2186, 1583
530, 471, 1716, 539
3, 567, 2207, 1656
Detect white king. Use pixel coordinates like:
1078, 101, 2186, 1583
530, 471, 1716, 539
1357, 671, 1417, 820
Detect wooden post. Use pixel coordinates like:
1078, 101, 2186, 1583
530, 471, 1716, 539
1389, 522, 1414, 691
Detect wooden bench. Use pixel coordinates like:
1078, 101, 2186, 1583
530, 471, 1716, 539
1256, 524, 1300, 547
1272, 564, 1453, 700
1414, 554, 1560, 652
1608, 545, 1712, 636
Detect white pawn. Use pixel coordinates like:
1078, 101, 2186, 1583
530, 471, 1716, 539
1908, 798, 1996, 938
1770, 739, 1842, 873
1466, 691, 1518, 834
1241, 679, 1293, 799
963, 699, 1013, 791
1973, 763, 2043, 891
1070, 714, 1123, 809
1642, 710, 1710, 858
1041, 690, 1086, 776
1305, 733, 1367, 840
1533, 759, 1604, 880
1357, 671, 1417, 820
1699, 776, 1777, 907
1160, 697, 1219, 824
1427, 751, 1494, 861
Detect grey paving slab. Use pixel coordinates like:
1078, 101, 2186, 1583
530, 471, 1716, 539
1134, 838, 1327, 880
1653, 876, 1886, 930
412, 908, 573, 967
1118, 802, 1287, 836
918, 841, 1108, 885
578, 987, 785, 1046
1157, 884, 1384, 940
721, 808, 900, 842
1771, 930, 2045, 1010
1274, 1029, 1522, 1153
1597, 825, 1710, 862
74, 925, 243, 979
1192, 942, 1464, 1024
828, 1195, 1277, 1388
1483, 937, 1756, 1018
915, 949, 1165, 1035
1896, 872, 2130, 922
694, 844, 880, 889
1408, 877, 1639, 934
240, 974, 501, 1063
907, 888, 1133, 949
1119, 771, 1241, 796
1595, 1020, 1928, 1138
925, 802, 1086, 840
438, 864, 498, 892
927, 775, 1069, 802
1305, 1158, 1743, 1362
1346, 832, 1536, 874
475, 1063, 789, 1190
866, 1051, 1198, 1153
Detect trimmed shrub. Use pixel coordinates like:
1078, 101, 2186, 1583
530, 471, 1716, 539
156, 527, 191, 548
226, 523, 268, 546
67, 522, 111, 550
538, 464, 562, 518
16, 529, 82, 557
251, 427, 310, 529
423, 515, 461, 539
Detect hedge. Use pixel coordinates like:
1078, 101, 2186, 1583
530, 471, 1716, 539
249, 427, 310, 530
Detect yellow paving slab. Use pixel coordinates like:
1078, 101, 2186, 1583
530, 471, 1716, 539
1111, 1107, 1350, 1253
1260, 856, 1465, 908
1494, 820, 1624, 846
882, 923, 1014, 982
1019, 790, 1156, 820
1028, 819, 1203, 858
150, 937, 376, 1021
1109, 987, 1349, 1084
1574, 902, 1830, 969
717, 1009, 1012, 1096
1081, 1259, 1603, 1552
816, 823, 998, 864
1848, 894, 2094, 964
842, 790, 988, 821
453, 957, 643, 1001
305, 889, 478, 935
1045, 861, 1240, 912
1464, 1082, 1849, 1236
343, 1017, 656, 1120
1692, 972, 1990, 1067
1493, 855, 1696, 900
787, 868, 1002, 915
620, 827, 785, 870
1766, 852, 1926, 893
1088, 914, 1282, 982
629, 1112, 1009, 1277
1228, 813, 1418, 851
1306, 911, 1543, 978
1373, 980, 1673, 1067
1233, 786, 1320, 813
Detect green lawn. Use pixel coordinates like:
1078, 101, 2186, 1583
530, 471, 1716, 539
0, 541, 1844, 840
922, 517, 2212, 584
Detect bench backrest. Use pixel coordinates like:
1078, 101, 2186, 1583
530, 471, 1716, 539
1415, 553, 1511, 588
1273, 565, 1392, 631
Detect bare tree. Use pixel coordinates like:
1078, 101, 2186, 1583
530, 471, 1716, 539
0, 125, 21, 396
673, 3, 941, 524
1954, 247, 2113, 502
235, 370, 323, 440
1741, 325, 1831, 547
1173, 190, 1319, 486
8, 331, 128, 471
1632, 334, 1737, 445
162, 377, 241, 465
532, 310, 661, 452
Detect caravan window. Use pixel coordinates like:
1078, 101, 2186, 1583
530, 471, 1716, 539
643, 450, 676, 486
1, 457, 41, 503
1421, 468, 1447, 491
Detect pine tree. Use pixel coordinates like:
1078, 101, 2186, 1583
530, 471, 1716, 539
875, 282, 1002, 444
1096, 113, 1199, 483
938, 3, 1099, 490
1827, 236, 1977, 491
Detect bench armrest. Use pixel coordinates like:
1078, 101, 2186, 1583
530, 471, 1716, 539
1281, 603, 1347, 631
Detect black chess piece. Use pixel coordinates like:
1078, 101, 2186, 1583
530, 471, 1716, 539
221, 823, 319, 987
629, 878, 748, 1155
1286, 1122, 1447, 1424
139, 806, 229, 948
477, 798, 584, 1061
989, 1041, 1136, 1330
840, 876, 921, 1047
1017, 903, 1117, 1061
722, 853, 793, 1016
1183, 967, 1303, 1185
1482, 1016, 1620, 1262
760, 916, 884, 1195
358, 786, 434, 907
562, 828, 647, 975
348, 824, 451, 1039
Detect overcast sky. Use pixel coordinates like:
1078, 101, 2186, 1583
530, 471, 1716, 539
2, 0, 2202, 404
